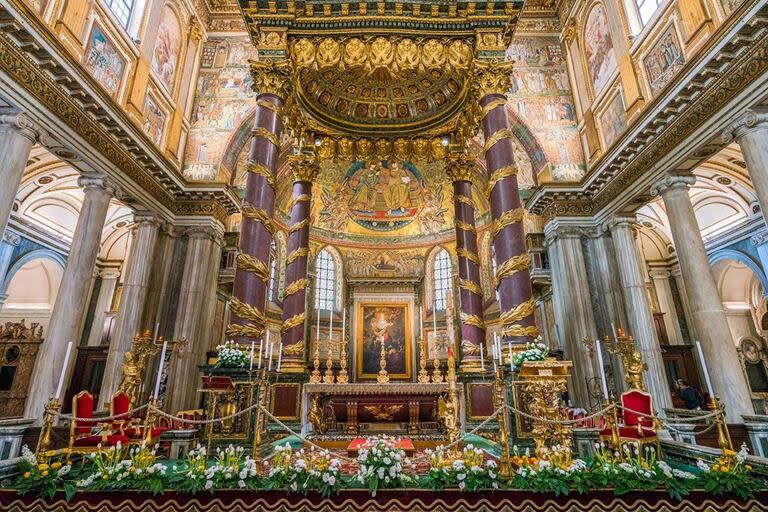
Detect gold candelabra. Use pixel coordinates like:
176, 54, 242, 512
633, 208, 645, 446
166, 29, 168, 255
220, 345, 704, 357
143, 397, 160, 445
337, 337, 349, 383
377, 339, 390, 383
35, 397, 61, 461
310, 340, 321, 384
604, 394, 622, 459
603, 330, 647, 391
252, 370, 270, 465
418, 337, 430, 383
323, 339, 335, 383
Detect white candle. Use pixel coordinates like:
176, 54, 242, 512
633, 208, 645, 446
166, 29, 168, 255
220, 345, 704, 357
316, 307, 321, 340
611, 322, 618, 342
342, 308, 346, 340
419, 308, 424, 339
248, 340, 255, 371
493, 332, 499, 361
432, 296, 438, 335
329, 306, 333, 340
151, 322, 160, 345
695, 340, 715, 397
153, 337, 169, 399
479, 342, 485, 371
54, 341, 73, 400
277, 343, 283, 372
267, 340, 274, 371
257, 338, 263, 369
507, 341, 513, 372
595, 339, 609, 400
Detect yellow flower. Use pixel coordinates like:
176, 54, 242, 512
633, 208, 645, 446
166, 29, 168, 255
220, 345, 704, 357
712, 465, 720, 471
51, 462, 61, 469
102, 475, 108, 480
23, 472, 30, 479
37, 463, 49, 471
745, 464, 752, 471
41, 471, 49, 477
723, 449, 736, 457
720, 466, 728, 473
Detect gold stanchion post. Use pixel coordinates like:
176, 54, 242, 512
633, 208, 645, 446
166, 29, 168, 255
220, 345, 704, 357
709, 397, 733, 452
36, 397, 61, 461
493, 368, 512, 477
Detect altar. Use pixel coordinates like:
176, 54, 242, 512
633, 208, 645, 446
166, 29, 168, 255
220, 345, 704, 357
303, 383, 450, 438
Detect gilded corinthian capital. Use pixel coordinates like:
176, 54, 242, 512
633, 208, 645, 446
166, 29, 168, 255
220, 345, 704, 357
446, 151, 478, 183
472, 60, 514, 98
250, 60, 292, 98
289, 152, 320, 182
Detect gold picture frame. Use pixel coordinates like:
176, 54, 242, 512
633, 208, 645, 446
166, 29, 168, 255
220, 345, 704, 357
356, 302, 412, 381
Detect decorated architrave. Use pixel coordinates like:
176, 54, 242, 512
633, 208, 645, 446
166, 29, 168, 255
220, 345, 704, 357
447, 150, 485, 372
280, 151, 320, 372
475, 61, 538, 344
227, 61, 291, 344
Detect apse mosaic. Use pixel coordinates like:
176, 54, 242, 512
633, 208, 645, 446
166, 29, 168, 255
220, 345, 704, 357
505, 36, 584, 182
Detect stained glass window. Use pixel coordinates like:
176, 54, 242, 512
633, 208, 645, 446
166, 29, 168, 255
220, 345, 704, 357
315, 249, 336, 310
268, 241, 278, 303
434, 249, 452, 311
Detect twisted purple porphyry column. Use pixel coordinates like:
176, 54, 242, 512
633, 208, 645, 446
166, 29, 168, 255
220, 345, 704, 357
477, 63, 538, 345
228, 61, 290, 344
448, 152, 485, 371
280, 153, 319, 372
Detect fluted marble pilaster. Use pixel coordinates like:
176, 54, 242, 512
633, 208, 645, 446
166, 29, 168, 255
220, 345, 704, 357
25, 174, 115, 422
652, 173, 753, 419
649, 268, 684, 345
100, 212, 161, 406
0, 112, 39, 237
545, 223, 599, 408
607, 217, 672, 413
85, 267, 120, 347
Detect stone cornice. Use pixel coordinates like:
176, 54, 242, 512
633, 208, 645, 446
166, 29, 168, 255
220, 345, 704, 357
527, 0, 768, 220
722, 107, 768, 143
0, 0, 240, 223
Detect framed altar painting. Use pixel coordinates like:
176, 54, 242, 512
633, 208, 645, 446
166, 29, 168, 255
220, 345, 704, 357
356, 303, 412, 381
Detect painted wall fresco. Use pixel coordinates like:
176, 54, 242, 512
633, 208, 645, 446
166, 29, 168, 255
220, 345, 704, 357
506, 37, 585, 182
182, 35, 258, 182
151, 5, 182, 92
83, 23, 126, 98
142, 94, 166, 145
599, 90, 628, 148
643, 25, 685, 95
584, 4, 618, 96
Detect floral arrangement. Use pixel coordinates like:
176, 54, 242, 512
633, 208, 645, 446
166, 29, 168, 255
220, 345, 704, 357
356, 435, 413, 496
696, 444, 760, 500
204, 445, 259, 490
215, 341, 249, 368
512, 338, 549, 369
13, 446, 75, 501
513, 445, 589, 496
76, 442, 168, 494
424, 445, 498, 491
264, 443, 342, 497
170, 445, 211, 494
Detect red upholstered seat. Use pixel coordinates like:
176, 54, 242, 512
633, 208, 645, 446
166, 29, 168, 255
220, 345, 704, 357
73, 434, 130, 447
621, 390, 654, 429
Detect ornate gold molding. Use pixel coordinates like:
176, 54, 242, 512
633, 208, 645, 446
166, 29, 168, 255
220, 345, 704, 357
229, 297, 267, 324
456, 247, 480, 264
281, 312, 306, 333
480, 98, 507, 120
288, 193, 311, 209
455, 220, 476, 233
252, 127, 280, 148
491, 207, 524, 239
288, 218, 309, 233
283, 278, 308, 297
459, 278, 483, 296
460, 312, 486, 329
241, 203, 275, 235
501, 324, 540, 338
455, 195, 475, 208
484, 128, 514, 152
495, 253, 531, 282
247, 162, 276, 189
285, 247, 309, 266
446, 151, 478, 183
288, 153, 320, 182
472, 60, 514, 98
236, 253, 271, 283
499, 299, 536, 326
487, 165, 518, 196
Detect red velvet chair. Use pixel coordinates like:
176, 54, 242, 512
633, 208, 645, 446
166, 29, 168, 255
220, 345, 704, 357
109, 391, 143, 441
68, 391, 130, 457
600, 390, 661, 454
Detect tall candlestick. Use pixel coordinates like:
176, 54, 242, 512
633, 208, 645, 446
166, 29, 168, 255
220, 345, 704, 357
329, 306, 333, 340
151, 322, 160, 345
267, 340, 274, 371
595, 339, 609, 400
277, 343, 283, 372
153, 337, 169, 399
695, 340, 715, 397
507, 341, 513, 372
257, 338, 263, 369
316, 306, 321, 341
432, 299, 438, 335
610, 322, 618, 343
342, 307, 346, 340
479, 341, 485, 371
419, 308, 424, 339
248, 340, 255, 371
54, 341, 73, 400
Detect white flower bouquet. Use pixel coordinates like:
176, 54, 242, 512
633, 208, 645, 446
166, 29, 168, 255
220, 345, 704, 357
215, 341, 249, 368
355, 435, 413, 496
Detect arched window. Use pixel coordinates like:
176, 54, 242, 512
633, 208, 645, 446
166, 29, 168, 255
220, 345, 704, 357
105, 0, 135, 28
433, 249, 452, 311
315, 249, 336, 311
268, 240, 277, 303
635, 0, 663, 26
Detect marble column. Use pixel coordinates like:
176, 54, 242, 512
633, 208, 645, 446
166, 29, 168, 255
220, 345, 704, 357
0, 112, 39, 238
25, 174, 114, 421
671, 265, 697, 341
99, 212, 161, 406
0, 232, 21, 311
477, 62, 538, 344
85, 267, 120, 346
168, 224, 223, 413
651, 173, 754, 419
607, 217, 672, 412
228, 62, 289, 347
545, 223, 598, 408
280, 153, 318, 372
447, 151, 485, 371
649, 268, 684, 345
723, 109, 768, 223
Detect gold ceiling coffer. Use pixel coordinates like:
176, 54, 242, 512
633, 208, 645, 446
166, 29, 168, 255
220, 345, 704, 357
240, 0, 524, 145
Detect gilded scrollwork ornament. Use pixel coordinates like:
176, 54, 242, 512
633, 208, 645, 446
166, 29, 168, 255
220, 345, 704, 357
288, 152, 320, 182
250, 60, 292, 98
472, 60, 515, 99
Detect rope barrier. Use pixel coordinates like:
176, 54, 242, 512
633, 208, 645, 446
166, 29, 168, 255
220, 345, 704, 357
504, 403, 616, 425
151, 403, 260, 425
